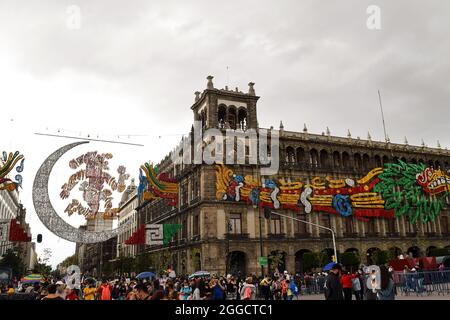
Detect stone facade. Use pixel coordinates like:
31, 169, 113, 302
135, 76, 450, 276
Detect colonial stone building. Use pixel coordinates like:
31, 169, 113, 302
134, 76, 450, 276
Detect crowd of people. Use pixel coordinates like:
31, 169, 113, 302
3, 262, 444, 300
323, 264, 395, 300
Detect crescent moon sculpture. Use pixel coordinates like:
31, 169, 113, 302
32, 141, 132, 243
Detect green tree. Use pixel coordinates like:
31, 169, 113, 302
301, 252, 319, 271
340, 252, 361, 271
0, 249, 26, 278
34, 262, 52, 277
268, 251, 284, 272
318, 251, 330, 267
372, 250, 389, 265
429, 248, 450, 257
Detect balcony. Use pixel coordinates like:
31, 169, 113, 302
225, 233, 249, 240
424, 232, 437, 238
343, 232, 358, 238
319, 232, 332, 239
267, 233, 286, 239
294, 233, 311, 239
365, 232, 379, 238
386, 232, 400, 238
406, 232, 417, 237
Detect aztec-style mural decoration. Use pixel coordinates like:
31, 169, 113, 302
125, 223, 182, 246
215, 161, 450, 224
0, 151, 24, 191
138, 162, 178, 206
60, 151, 130, 219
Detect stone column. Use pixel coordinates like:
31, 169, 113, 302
247, 208, 256, 238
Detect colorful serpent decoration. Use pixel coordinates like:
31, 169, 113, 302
0, 151, 24, 191
215, 161, 450, 224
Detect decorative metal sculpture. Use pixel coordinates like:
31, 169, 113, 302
32, 142, 132, 243
216, 161, 450, 224
0, 151, 24, 191
60, 151, 130, 219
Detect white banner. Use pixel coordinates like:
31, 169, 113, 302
145, 224, 163, 246
0, 221, 9, 242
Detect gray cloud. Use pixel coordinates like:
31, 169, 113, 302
1, 0, 449, 266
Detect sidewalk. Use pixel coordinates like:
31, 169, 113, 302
294, 293, 450, 300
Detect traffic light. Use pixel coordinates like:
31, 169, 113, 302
263, 207, 272, 219
37, 234, 42, 243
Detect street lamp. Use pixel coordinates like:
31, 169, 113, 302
255, 203, 264, 277
264, 208, 339, 264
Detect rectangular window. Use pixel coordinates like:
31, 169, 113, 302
295, 213, 307, 234
441, 216, 449, 234
320, 214, 331, 229
270, 215, 281, 234
366, 219, 375, 234
193, 215, 200, 236
182, 218, 188, 239
386, 219, 396, 234
345, 218, 354, 234
229, 213, 242, 234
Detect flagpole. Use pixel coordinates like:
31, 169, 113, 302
378, 90, 388, 143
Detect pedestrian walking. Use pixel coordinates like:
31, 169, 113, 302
324, 264, 344, 300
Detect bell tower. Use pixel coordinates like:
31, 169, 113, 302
191, 76, 259, 131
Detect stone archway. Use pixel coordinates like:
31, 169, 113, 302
426, 246, 437, 257
366, 247, 381, 265
295, 249, 312, 274
407, 246, 421, 258
227, 251, 247, 277
269, 250, 286, 274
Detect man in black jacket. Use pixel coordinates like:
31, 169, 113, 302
324, 264, 344, 300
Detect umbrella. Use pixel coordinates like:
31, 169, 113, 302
136, 272, 156, 279
21, 274, 43, 283
188, 271, 210, 279
322, 262, 336, 272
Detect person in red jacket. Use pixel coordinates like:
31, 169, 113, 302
97, 279, 112, 300
340, 271, 355, 300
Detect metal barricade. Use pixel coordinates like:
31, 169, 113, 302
393, 270, 450, 296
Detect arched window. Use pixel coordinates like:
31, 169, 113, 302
374, 155, 382, 167
410, 158, 417, 164
320, 150, 329, 168
362, 154, 370, 170
428, 160, 434, 168
200, 110, 207, 129
310, 149, 319, 168
435, 161, 441, 169
333, 151, 341, 168
296, 147, 305, 165
218, 104, 227, 129
400, 157, 407, 163
382, 155, 389, 165
228, 106, 237, 130
237, 108, 248, 130
286, 147, 295, 164
342, 152, 350, 169
354, 153, 362, 170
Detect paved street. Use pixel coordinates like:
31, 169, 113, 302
294, 293, 450, 300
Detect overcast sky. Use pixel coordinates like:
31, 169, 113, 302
1, 0, 449, 268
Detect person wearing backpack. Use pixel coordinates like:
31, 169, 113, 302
239, 277, 256, 300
